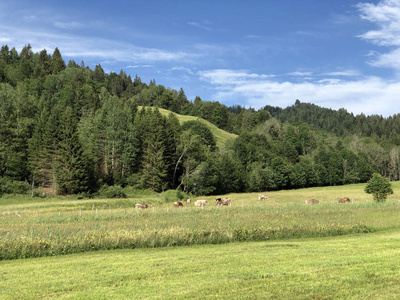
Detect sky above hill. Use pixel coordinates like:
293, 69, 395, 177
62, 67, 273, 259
1, 0, 400, 116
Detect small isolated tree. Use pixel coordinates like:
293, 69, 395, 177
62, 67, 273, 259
364, 173, 393, 203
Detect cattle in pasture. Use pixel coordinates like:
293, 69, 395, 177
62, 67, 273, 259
305, 199, 319, 204
194, 200, 209, 207
186, 198, 191, 204
258, 194, 271, 200
174, 201, 184, 207
337, 197, 351, 203
135, 203, 152, 209
216, 197, 231, 206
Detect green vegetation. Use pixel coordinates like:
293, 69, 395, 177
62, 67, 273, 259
2, 231, 400, 299
2, 44, 400, 198
2, 183, 400, 260
148, 106, 238, 149
1, 183, 400, 298
365, 173, 393, 202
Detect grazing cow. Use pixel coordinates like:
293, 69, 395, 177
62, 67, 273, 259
194, 200, 209, 207
135, 203, 152, 209
337, 197, 351, 203
216, 197, 231, 206
186, 198, 191, 204
305, 199, 319, 204
258, 194, 271, 200
174, 201, 184, 207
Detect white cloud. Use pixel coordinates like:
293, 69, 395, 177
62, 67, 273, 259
187, 21, 212, 31
0, 37, 12, 43
357, 0, 400, 69
54, 21, 85, 30
198, 69, 275, 85
287, 71, 313, 76
171, 67, 195, 75
0, 23, 200, 64
126, 64, 153, 69
199, 69, 400, 116
323, 70, 360, 76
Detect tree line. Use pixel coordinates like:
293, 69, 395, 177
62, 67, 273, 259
0, 45, 398, 197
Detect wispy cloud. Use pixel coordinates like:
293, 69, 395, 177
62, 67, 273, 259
287, 71, 313, 76
323, 70, 360, 76
187, 21, 212, 31
357, 0, 400, 69
126, 64, 153, 69
198, 69, 275, 85
171, 66, 195, 75
0, 37, 12, 43
54, 21, 85, 30
0, 23, 201, 65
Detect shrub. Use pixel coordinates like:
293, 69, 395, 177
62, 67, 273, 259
364, 173, 393, 202
99, 185, 127, 198
0, 177, 31, 196
160, 189, 189, 203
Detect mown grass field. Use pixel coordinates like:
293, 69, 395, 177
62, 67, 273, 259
2, 231, 400, 299
2, 182, 400, 298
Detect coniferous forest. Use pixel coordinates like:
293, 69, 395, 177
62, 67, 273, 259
1, 44, 400, 197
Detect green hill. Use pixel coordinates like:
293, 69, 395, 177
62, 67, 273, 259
140, 106, 238, 149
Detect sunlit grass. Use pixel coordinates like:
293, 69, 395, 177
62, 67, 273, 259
2, 230, 400, 299
1, 182, 400, 259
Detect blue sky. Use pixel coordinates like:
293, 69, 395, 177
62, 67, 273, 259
1, 0, 400, 116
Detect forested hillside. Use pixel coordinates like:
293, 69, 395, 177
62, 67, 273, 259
0, 45, 399, 197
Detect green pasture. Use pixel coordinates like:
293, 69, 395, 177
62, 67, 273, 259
2, 182, 400, 298
1, 182, 400, 260
2, 230, 400, 299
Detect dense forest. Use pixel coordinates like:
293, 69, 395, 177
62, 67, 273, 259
1, 44, 399, 197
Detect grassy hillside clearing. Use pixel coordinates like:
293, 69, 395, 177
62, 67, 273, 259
2, 230, 400, 299
140, 106, 238, 149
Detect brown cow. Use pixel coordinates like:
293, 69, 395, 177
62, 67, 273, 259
337, 197, 351, 203
194, 200, 209, 207
305, 199, 319, 204
174, 201, 184, 207
216, 197, 231, 206
258, 194, 271, 200
135, 203, 152, 209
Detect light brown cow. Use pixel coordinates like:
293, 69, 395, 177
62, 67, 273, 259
216, 197, 231, 206
305, 199, 319, 204
337, 197, 351, 203
258, 194, 271, 200
135, 203, 152, 209
186, 198, 191, 204
194, 200, 209, 207
174, 201, 184, 207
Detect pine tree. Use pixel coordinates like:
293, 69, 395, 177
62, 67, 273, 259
55, 106, 89, 194
51, 48, 66, 74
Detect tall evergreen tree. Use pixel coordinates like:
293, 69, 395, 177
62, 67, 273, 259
55, 106, 90, 194
51, 47, 66, 74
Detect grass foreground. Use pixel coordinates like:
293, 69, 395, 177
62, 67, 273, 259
1, 230, 400, 299
2, 182, 400, 298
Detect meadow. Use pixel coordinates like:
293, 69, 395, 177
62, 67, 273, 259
2, 230, 400, 299
2, 183, 400, 298
1, 182, 400, 260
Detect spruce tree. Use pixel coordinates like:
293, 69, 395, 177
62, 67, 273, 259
51, 48, 66, 75
55, 106, 89, 194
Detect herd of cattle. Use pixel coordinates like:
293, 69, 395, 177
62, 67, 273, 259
134, 195, 352, 209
